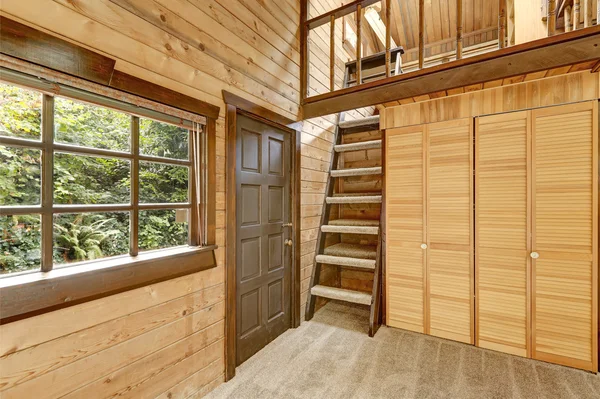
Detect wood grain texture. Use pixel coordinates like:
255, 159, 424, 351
386, 125, 426, 333
0, 15, 115, 85
384, 71, 600, 129
110, 70, 219, 119
426, 119, 473, 344
531, 101, 598, 372
476, 111, 530, 357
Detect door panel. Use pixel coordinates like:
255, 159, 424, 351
386, 126, 426, 333
532, 102, 598, 371
236, 115, 291, 366
427, 119, 473, 344
476, 111, 530, 357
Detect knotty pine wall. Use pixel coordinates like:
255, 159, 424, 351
0, 0, 375, 397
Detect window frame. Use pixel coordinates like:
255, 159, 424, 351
0, 69, 210, 276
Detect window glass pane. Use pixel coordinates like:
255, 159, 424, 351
139, 161, 188, 203
53, 153, 130, 205
140, 119, 189, 160
0, 214, 41, 275
53, 212, 129, 265
54, 97, 131, 152
139, 209, 188, 251
0, 83, 42, 140
0, 146, 41, 206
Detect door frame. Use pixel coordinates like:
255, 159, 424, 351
223, 90, 302, 381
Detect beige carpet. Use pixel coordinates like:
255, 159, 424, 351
206, 301, 600, 399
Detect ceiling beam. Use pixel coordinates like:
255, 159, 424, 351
302, 26, 600, 118
364, 5, 397, 48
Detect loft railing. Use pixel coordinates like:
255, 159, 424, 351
299, 0, 600, 104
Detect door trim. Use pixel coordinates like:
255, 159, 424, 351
223, 90, 302, 381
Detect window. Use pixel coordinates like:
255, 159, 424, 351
0, 81, 208, 276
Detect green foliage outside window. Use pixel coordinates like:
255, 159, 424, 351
0, 84, 190, 274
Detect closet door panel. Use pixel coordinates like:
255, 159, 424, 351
386, 127, 426, 333
427, 119, 473, 344
532, 102, 598, 372
475, 111, 530, 357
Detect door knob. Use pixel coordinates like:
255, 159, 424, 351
282, 223, 293, 227
285, 239, 293, 247
530, 252, 540, 259
421, 243, 428, 250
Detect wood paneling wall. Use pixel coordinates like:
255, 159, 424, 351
0, 0, 366, 396
383, 71, 600, 129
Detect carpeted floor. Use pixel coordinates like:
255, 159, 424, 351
206, 301, 600, 399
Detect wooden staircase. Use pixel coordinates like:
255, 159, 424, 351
304, 50, 402, 336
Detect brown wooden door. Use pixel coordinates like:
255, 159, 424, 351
236, 114, 292, 365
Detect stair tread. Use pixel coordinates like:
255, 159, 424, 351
323, 243, 377, 259
331, 167, 382, 177
326, 194, 382, 204
321, 225, 379, 235
332, 192, 381, 197
338, 115, 380, 130
316, 254, 375, 270
328, 219, 379, 227
334, 140, 382, 152
311, 285, 372, 305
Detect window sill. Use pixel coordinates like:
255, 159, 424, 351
0, 245, 218, 324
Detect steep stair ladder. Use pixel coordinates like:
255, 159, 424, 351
305, 49, 402, 336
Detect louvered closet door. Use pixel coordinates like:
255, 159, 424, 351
386, 126, 426, 333
475, 111, 530, 357
532, 102, 598, 372
427, 119, 473, 344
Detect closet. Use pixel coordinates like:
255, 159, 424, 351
386, 119, 473, 344
386, 101, 598, 372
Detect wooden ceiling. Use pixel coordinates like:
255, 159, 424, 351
388, 0, 499, 50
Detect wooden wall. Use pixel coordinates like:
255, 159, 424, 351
382, 71, 600, 129
0, 0, 369, 396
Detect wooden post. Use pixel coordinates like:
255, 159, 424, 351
330, 15, 335, 92
548, 0, 556, 36
356, 4, 362, 84
574, 0, 581, 30
566, 6, 573, 32
419, 0, 424, 69
385, 0, 391, 77
507, 0, 515, 46
457, 0, 463, 59
498, 0, 506, 49
300, 0, 309, 101
585, 0, 592, 27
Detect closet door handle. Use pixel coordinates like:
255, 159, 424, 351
530, 252, 540, 259
421, 243, 428, 250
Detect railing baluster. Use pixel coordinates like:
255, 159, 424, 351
547, 0, 556, 36
356, 4, 362, 85
385, 0, 391, 77
419, 0, 424, 69
574, 0, 581, 30
498, 0, 506, 48
457, 0, 463, 60
565, 5, 573, 32
300, 0, 309, 100
330, 14, 335, 92
584, 0, 592, 27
